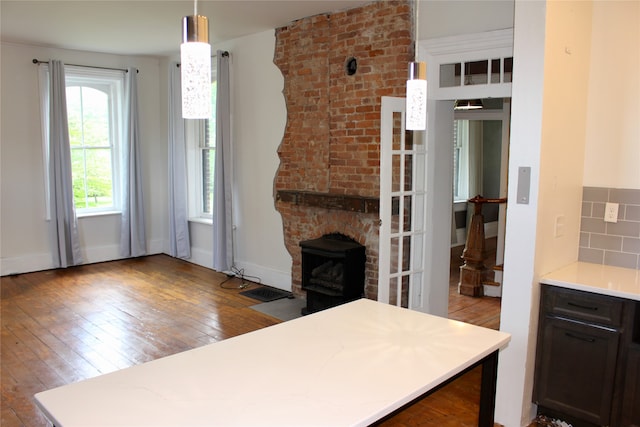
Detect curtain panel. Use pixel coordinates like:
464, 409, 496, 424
47, 60, 83, 268
120, 67, 147, 257
212, 51, 233, 272
168, 62, 192, 259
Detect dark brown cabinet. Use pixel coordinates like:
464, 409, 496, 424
534, 284, 639, 427
620, 345, 640, 427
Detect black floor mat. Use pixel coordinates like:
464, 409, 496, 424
239, 287, 291, 302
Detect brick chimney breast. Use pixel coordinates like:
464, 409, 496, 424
274, 0, 413, 298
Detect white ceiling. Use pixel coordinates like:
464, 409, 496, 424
0, 0, 373, 57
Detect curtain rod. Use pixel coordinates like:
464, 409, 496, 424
175, 50, 229, 67
32, 59, 138, 73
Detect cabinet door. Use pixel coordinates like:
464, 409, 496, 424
620, 346, 640, 427
534, 317, 620, 426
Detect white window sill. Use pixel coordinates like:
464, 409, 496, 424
77, 210, 122, 219
189, 217, 213, 226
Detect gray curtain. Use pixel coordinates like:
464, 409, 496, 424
168, 62, 191, 258
48, 60, 83, 268
120, 67, 147, 257
213, 51, 233, 271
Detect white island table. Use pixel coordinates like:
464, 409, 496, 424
35, 299, 511, 426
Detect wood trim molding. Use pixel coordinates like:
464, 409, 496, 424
276, 190, 379, 214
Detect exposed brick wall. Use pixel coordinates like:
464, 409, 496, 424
274, 0, 413, 298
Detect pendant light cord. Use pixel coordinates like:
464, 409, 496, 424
414, 0, 419, 59
194, 0, 198, 16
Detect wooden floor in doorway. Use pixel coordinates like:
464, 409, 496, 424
1, 254, 505, 427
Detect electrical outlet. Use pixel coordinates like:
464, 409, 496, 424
604, 202, 619, 223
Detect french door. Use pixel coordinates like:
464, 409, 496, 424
378, 97, 428, 309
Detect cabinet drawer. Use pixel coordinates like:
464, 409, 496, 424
542, 285, 624, 327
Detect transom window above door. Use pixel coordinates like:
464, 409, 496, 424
421, 28, 514, 101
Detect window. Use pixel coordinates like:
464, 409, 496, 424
40, 65, 125, 215
453, 120, 470, 202
201, 81, 217, 216
66, 73, 123, 212
186, 62, 217, 220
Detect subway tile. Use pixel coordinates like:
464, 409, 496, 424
604, 251, 639, 269
581, 202, 592, 217
579, 232, 590, 247
580, 217, 606, 233
578, 247, 604, 264
610, 188, 640, 205
606, 220, 640, 238
626, 205, 640, 221
623, 237, 640, 254
583, 187, 609, 202
592, 202, 605, 219
590, 233, 623, 251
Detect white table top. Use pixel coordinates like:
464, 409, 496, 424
35, 298, 511, 427
541, 262, 640, 301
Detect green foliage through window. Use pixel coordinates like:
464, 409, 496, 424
64, 72, 122, 212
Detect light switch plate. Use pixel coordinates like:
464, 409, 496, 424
516, 167, 531, 204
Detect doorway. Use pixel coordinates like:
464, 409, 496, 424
451, 98, 510, 298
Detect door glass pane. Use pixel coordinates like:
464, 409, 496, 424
390, 196, 400, 235
400, 274, 409, 308
392, 112, 403, 151
412, 234, 424, 267
404, 154, 413, 192
392, 154, 402, 192
390, 236, 400, 273
413, 153, 426, 192
402, 197, 412, 232
402, 235, 411, 270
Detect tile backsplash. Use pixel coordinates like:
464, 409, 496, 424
580, 187, 640, 269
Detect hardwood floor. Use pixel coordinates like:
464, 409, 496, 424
1, 254, 504, 426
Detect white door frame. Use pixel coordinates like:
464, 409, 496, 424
417, 29, 514, 315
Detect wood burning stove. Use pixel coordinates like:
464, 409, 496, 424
300, 233, 366, 315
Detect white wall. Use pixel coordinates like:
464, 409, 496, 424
583, 0, 640, 189
493, 1, 547, 424
496, 0, 640, 425
421, 0, 514, 40
183, 30, 292, 290
0, 42, 166, 275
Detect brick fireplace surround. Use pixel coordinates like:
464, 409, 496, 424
273, 0, 413, 299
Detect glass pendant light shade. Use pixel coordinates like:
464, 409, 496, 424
406, 61, 427, 131
181, 15, 211, 119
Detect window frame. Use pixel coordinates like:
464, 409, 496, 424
39, 64, 125, 218
65, 69, 124, 215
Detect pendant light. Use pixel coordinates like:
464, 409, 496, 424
405, 0, 427, 131
181, 0, 211, 119
406, 62, 427, 130
454, 61, 483, 111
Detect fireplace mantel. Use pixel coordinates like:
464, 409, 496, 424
276, 190, 379, 214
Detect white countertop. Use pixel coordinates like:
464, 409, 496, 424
541, 262, 640, 301
35, 298, 511, 427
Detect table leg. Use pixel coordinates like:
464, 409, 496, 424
478, 350, 499, 427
